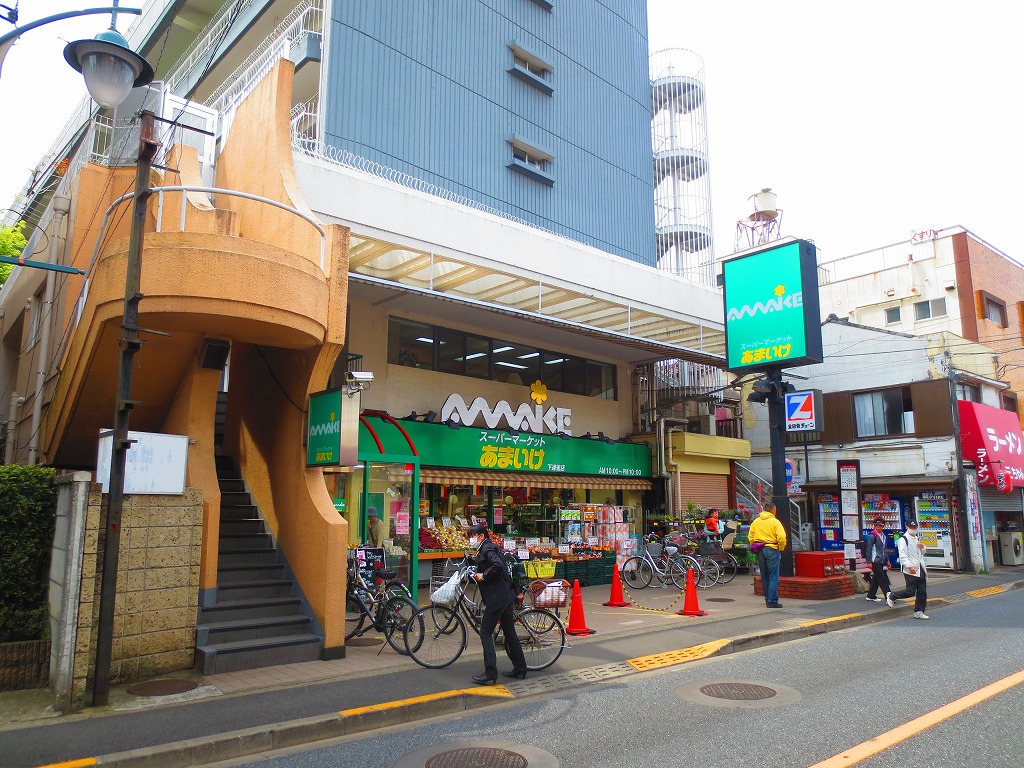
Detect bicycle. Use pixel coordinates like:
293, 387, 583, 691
663, 533, 722, 589
404, 563, 566, 671
620, 538, 690, 590
345, 562, 419, 654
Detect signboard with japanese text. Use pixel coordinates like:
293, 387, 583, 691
785, 390, 822, 432
957, 401, 1024, 488
306, 388, 358, 467
722, 239, 823, 373
360, 415, 651, 478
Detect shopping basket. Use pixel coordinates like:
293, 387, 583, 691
524, 560, 557, 579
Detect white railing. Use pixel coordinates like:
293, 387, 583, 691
206, 0, 323, 127
163, 0, 256, 94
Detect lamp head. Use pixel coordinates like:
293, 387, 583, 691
64, 28, 154, 109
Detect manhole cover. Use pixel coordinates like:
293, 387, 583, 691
425, 748, 528, 768
346, 637, 384, 647
699, 682, 777, 701
704, 597, 735, 603
126, 679, 198, 697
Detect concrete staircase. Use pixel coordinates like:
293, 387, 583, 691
194, 456, 322, 674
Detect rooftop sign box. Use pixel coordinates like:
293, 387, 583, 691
722, 239, 823, 373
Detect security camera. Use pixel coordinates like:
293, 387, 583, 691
346, 370, 374, 384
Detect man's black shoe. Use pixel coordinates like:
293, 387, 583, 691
502, 669, 528, 679
767, 601, 784, 608
472, 674, 497, 685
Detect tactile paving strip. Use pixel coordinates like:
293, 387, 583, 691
627, 639, 730, 672
966, 586, 1006, 598
503, 662, 636, 695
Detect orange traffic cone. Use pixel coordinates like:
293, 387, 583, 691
602, 563, 632, 607
676, 567, 707, 617
566, 579, 596, 635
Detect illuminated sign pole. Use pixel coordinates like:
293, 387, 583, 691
723, 239, 823, 576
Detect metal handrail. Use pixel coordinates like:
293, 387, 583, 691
735, 462, 804, 546
163, 0, 255, 93
73, 184, 327, 328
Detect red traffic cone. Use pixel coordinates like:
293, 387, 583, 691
566, 578, 596, 635
676, 566, 707, 617
602, 563, 632, 607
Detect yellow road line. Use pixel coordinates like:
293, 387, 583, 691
627, 639, 730, 671
801, 613, 863, 627
809, 667, 1024, 767
34, 760, 97, 768
339, 686, 512, 716
966, 586, 1005, 598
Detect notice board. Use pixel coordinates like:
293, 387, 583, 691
97, 430, 189, 494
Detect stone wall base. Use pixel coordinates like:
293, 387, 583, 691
754, 574, 855, 600
0, 640, 50, 691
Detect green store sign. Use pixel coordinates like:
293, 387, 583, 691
360, 416, 651, 478
722, 239, 823, 373
307, 389, 342, 466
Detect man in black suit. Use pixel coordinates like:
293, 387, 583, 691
467, 523, 528, 684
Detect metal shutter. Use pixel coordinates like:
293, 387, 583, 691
675, 472, 729, 513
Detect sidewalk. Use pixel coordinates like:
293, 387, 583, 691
3, 567, 1023, 768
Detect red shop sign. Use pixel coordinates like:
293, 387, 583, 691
957, 401, 1024, 488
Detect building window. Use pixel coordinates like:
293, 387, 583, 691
387, 318, 616, 399
508, 139, 555, 185
528, 0, 553, 10
1004, 392, 1019, 414
508, 45, 554, 95
853, 386, 913, 437
980, 292, 1008, 327
913, 297, 946, 321
955, 382, 981, 402
884, 306, 901, 325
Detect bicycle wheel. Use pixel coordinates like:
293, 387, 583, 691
382, 596, 419, 654
668, 558, 690, 590
385, 581, 413, 601
345, 593, 366, 640
405, 605, 467, 668
512, 608, 565, 671
695, 556, 720, 589
621, 556, 652, 589
716, 553, 738, 584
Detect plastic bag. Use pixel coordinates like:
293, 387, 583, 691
430, 571, 461, 606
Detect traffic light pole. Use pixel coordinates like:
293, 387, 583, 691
766, 365, 794, 577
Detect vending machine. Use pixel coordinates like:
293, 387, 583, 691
914, 492, 955, 569
861, 494, 903, 567
817, 493, 844, 551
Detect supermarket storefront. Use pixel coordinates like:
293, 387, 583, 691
331, 414, 652, 595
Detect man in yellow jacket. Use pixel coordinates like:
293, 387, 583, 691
749, 502, 787, 608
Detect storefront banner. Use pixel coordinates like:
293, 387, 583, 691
360, 416, 652, 478
957, 401, 1024, 488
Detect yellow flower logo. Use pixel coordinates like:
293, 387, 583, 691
329, 411, 337, 421
530, 380, 548, 404
774, 284, 786, 297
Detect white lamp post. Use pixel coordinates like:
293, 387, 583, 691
63, 26, 154, 109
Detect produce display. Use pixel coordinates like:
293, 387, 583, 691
418, 522, 469, 551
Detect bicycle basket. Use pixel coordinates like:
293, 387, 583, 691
697, 541, 723, 556
645, 542, 664, 558
664, 545, 678, 556
529, 579, 570, 609
429, 572, 460, 606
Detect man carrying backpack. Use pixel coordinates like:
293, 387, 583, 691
863, 517, 892, 604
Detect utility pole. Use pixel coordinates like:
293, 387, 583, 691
765, 365, 794, 577
93, 111, 159, 707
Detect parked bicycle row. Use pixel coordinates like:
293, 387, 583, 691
619, 532, 744, 591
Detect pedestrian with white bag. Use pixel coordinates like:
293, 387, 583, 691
886, 519, 929, 619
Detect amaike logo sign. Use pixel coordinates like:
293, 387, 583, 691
722, 239, 823, 373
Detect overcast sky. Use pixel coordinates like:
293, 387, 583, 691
1, 1, 1021, 268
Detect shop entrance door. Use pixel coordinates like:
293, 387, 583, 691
362, 461, 419, 598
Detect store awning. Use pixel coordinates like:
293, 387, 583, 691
958, 401, 1024, 489
418, 468, 652, 490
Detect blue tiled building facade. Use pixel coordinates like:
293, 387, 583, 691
324, 0, 656, 266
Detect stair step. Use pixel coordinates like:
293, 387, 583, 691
217, 579, 294, 600
221, 492, 252, 507
218, 479, 246, 493
219, 533, 272, 551
218, 519, 264, 535
220, 505, 258, 521
218, 563, 285, 583
200, 596, 302, 622
196, 635, 322, 675
197, 614, 312, 645
215, 455, 236, 470
218, 548, 278, 566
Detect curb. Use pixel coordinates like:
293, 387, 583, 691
37, 577, 1024, 768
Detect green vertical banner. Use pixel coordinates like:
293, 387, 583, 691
307, 388, 342, 466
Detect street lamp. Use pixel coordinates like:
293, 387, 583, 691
64, 26, 154, 109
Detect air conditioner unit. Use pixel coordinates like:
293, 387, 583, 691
698, 414, 716, 436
